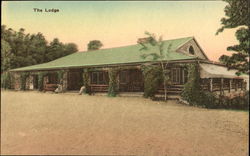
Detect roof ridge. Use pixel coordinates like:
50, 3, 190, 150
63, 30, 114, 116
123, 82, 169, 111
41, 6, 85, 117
78, 36, 194, 53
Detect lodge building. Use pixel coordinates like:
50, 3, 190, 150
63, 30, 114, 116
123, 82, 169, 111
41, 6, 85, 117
9, 37, 248, 96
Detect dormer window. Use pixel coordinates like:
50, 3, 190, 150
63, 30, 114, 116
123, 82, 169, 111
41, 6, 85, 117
189, 46, 195, 55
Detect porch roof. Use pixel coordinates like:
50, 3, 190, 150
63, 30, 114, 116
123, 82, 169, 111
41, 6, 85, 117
11, 37, 196, 72
200, 63, 248, 79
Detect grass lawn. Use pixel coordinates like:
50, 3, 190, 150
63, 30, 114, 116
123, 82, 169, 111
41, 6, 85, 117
1, 90, 249, 155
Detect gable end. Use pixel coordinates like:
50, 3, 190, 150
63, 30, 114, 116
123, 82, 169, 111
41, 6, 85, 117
175, 38, 209, 60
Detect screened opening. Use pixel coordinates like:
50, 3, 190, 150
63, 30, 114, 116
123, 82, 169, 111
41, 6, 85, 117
120, 71, 128, 83
48, 73, 58, 84
183, 69, 188, 83
171, 68, 181, 84
91, 71, 108, 85
189, 46, 195, 55
91, 72, 98, 84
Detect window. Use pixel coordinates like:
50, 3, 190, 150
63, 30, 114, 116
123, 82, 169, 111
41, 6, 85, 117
183, 69, 188, 83
91, 72, 108, 85
120, 71, 128, 83
99, 72, 104, 84
92, 72, 98, 84
48, 73, 58, 84
172, 68, 181, 84
189, 46, 195, 55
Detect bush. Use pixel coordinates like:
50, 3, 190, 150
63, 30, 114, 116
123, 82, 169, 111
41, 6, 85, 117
200, 91, 249, 110
200, 91, 218, 108
141, 65, 163, 98
181, 63, 202, 106
229, 91, 249, 110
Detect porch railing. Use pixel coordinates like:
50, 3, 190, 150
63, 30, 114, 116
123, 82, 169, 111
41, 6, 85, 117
44, 83, 57, 91
90, 84, 108, 92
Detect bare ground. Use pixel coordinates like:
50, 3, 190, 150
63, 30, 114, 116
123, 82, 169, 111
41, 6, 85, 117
1, 90, 249, 156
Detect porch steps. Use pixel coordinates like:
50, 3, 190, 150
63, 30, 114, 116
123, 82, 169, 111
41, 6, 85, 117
158, 85, 184, 95
93, 92, 144, 97
155, 94, 181, 100
118, 92, 144, 97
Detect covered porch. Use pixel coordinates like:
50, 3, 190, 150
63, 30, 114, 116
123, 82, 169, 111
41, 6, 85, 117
89, 68, 144, 93
199, 63, 248, 94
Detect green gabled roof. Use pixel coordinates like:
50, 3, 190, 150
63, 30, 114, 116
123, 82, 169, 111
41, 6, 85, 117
11, 37, 196, 72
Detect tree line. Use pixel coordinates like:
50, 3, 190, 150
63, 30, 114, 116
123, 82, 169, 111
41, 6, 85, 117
1, 25, 78, 73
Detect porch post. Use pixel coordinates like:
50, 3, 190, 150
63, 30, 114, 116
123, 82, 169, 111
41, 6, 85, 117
62, 70, 68, 92
235, 80, 238, 91
15, 73, 21, 90
209, 78, 213, 92
220, 78, 224, 95
117, 71, 120, 91
229, 79, 232, 93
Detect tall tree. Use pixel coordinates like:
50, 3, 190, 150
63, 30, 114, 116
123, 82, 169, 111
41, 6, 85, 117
1, 25, 78, 72
46, 38, 65, 61
87, 40, 103, 51
139, 32, 171, 100
64, 43, 78, 55
1, 39, 13, 73
46, 39, 78, 62
29, 33, 48, 64
216, 0, 249, 75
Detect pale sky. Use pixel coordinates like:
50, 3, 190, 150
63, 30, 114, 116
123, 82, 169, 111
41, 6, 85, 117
2, 1, 237, 61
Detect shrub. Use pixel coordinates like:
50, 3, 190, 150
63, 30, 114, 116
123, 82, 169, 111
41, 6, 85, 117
230, 91, 249, 110
141, 65, 163, 98
199, 91, 249, 110
200, 91, 218, 108
181, 63, 202, 106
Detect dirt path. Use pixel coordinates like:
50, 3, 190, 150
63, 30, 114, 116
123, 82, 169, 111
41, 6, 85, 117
1, 91, 249, 155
